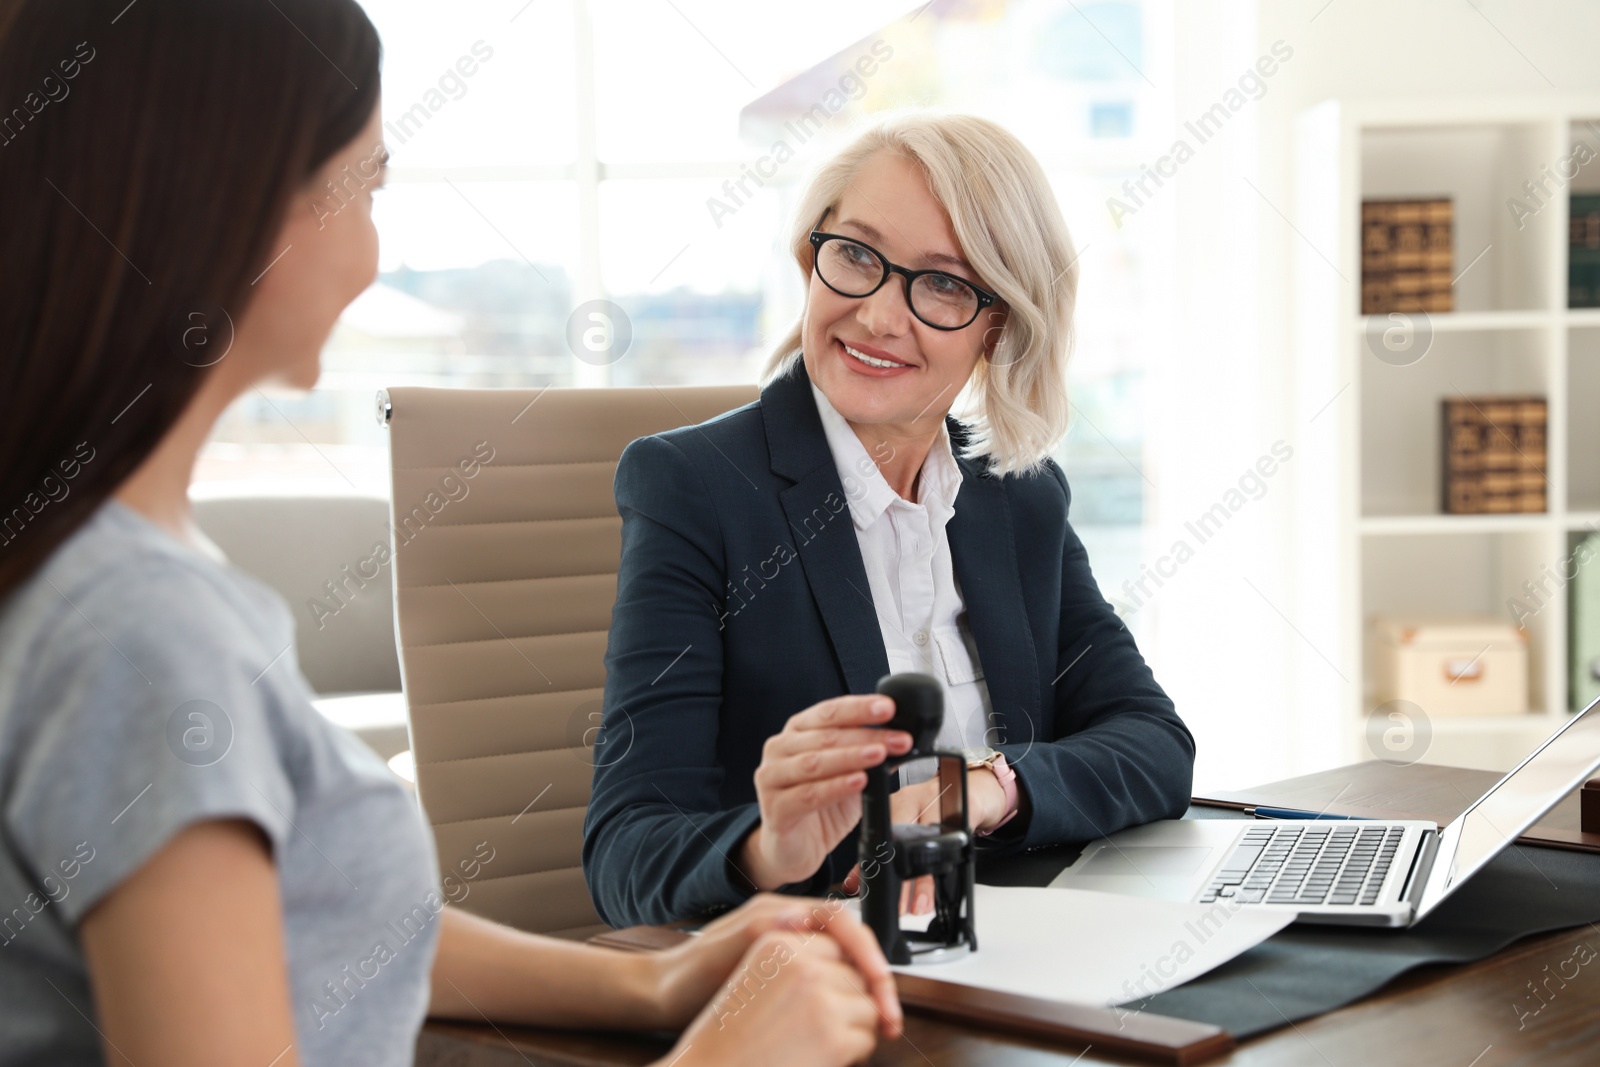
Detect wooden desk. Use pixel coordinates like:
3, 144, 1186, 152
418, 763, 1600, 1065
418, 924, 1600, 1067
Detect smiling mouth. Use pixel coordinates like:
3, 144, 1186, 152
840, 340, 911, 369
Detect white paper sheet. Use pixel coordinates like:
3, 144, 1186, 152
865, 884, 1294, 1009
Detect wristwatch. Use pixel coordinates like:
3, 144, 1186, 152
963, 746, 1019, 836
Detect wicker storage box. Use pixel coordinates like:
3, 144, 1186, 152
1440, 396, 1547, 514
1361, 198, 1453, 314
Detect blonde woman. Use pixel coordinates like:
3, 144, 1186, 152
585, 112, 1195, 928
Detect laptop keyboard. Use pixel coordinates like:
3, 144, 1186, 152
1197, 824, 1404, 907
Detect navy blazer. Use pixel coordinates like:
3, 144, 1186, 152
582, 360, 1194, 927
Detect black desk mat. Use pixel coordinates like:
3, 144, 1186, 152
976, 807, 1600, 1038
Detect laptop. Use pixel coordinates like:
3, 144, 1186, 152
1049, 696, 1600, 927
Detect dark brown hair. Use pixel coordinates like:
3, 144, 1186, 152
0, 0, 380, 600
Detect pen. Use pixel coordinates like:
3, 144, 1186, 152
1245, 806, 1370, 821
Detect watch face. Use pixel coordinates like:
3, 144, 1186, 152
963, 746, 999, 766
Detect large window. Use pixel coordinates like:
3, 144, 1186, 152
199, 0, 1172, 628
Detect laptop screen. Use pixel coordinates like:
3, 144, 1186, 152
1442, 698, 1600, 895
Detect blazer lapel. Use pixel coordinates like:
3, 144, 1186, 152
780, 473, 891, 697
945, 445, 1043, 745
764, 362, 891, 697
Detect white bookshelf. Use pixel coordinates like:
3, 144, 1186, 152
1291, 97, 1600, 772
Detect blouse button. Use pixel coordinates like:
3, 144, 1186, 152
913, 630, 929, 646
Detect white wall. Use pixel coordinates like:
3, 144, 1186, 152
1146, 0, 1600, 791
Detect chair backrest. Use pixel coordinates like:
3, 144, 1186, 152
192, 491, 401, 696
382, 383, 758, 938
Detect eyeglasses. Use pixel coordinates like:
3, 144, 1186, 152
808, 230, 997, 331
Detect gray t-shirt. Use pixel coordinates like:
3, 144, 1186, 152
0, 499, 441, 1065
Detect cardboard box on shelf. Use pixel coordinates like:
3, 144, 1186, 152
1370, 616, 1530, 717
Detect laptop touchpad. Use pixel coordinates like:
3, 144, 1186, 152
1077, 846, 1214, 877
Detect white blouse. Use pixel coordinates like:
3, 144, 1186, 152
810, 381, 995, 785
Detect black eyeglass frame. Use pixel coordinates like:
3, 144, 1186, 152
807, 230, 998, 331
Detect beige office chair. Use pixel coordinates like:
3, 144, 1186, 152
381, 383, 757, 939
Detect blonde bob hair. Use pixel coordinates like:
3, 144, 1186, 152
761, 111, 1078, 478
